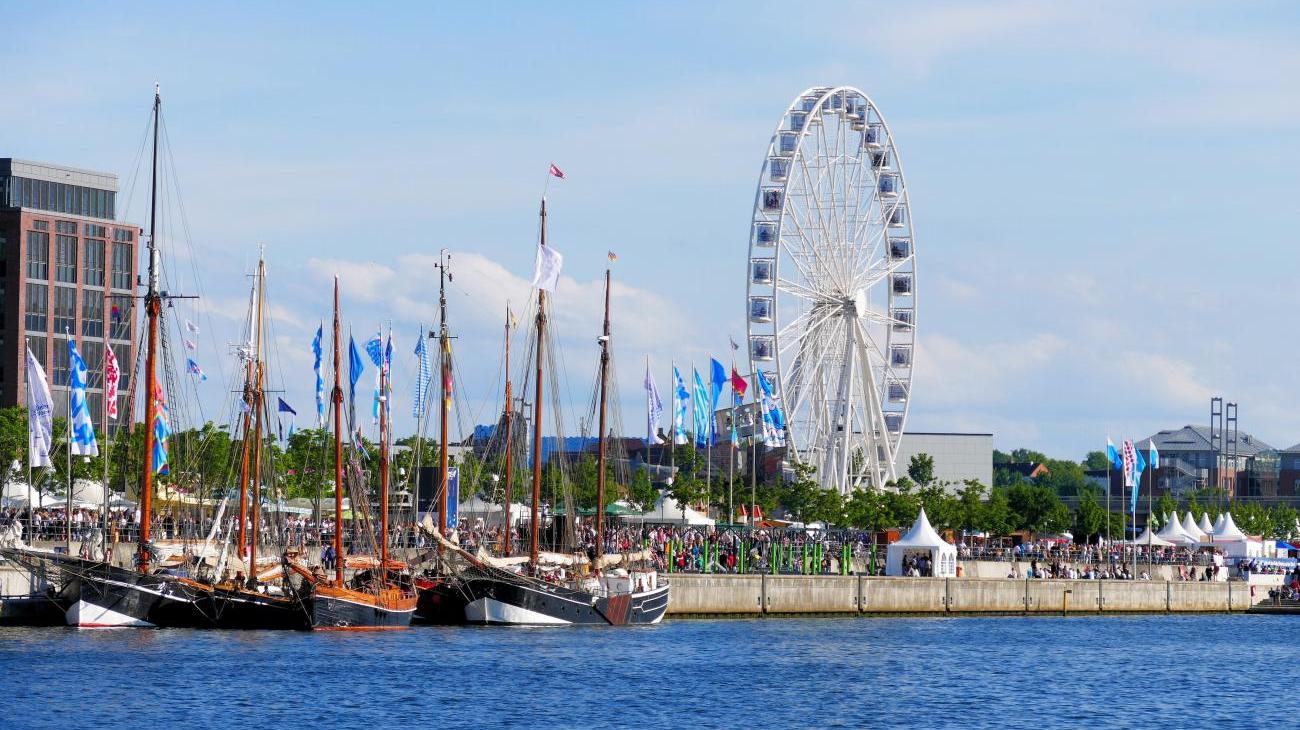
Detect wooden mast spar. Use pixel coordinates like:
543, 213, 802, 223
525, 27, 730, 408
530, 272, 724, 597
529, 200, 547, 571
379, 325, 390, 571
138, 85, 162, 573
247, 258, 266, 583
331, 278, 344, 587
594, 269, 611, 559
500, 305, 514, 556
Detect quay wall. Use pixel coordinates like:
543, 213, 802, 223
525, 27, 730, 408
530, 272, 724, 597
665, 575, 1260, 617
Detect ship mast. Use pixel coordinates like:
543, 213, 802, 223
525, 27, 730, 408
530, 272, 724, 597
500, 305, 514, 556
235, 278, 257, 561
331, 278, 344, 587
379, 325, 391, 570
437, 252, 451, 539
594, 269, 611, 559
138, 85, 162, 573
529, 200, 547, 570
247, 257, 266, 583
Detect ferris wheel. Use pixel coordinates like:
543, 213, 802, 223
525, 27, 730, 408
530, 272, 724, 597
745, 86, 917, 494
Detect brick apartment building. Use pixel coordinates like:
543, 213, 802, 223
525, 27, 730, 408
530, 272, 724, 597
0, 159, 140, 429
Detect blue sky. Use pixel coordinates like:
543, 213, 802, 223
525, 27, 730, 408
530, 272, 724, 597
6, 1, 1300, 460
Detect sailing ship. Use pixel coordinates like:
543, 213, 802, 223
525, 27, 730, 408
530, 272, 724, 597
452, 198, 669, 626
292, 279, 416, 629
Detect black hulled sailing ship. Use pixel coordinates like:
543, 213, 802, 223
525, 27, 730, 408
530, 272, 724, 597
454, 197, 669, 626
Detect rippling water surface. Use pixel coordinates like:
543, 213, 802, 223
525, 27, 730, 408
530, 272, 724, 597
1, 614, 1292, 729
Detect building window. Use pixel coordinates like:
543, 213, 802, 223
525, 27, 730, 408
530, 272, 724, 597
26, 231, 49, 279
109, 300, 131, 341
24, 283, 47, 332
85, 224, 107, 238
113, 228, 135, 243
84, 238, 105, 287
32, 219, 48, 231
111, 242, 133, 290
55, 235, 77, 284
28, 337, 46, 371
82, 293, 104, 339
51, 338, 70, 387
53, 287, 76, 334
56, 220, 77, 235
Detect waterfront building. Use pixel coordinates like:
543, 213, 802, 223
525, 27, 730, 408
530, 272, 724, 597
1135, 425, 1275, 499
0, 159, 140, 429
891, 431, 993, 492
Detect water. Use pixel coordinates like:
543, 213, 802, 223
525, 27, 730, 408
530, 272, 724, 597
0, 615, 1292, 728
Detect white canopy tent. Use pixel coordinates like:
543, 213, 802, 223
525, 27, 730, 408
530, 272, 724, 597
1127, 525, 1174, 547
456, 495, 529, 526
886, 508, 957, 577
1212, 513, 1226, 533
1156, 514, 1199, 546
623, 494, 715, 527
1199, 513, 1215, 535
1209, 512, 1263, 558
1, 481, 60, 508
1181, 512, 1207, 542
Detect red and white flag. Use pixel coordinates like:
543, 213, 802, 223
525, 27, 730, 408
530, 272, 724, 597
104, 346, 120, 419
548, 163, 565, 179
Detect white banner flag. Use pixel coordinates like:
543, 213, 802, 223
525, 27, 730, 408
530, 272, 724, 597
530, 243, 563, 292
25, 347, 53, 468
644, 360, 664, 444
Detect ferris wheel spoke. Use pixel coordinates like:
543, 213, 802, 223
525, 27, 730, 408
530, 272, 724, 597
775, 276, 832, 304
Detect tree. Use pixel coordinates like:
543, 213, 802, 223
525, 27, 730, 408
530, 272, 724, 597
907, 453, 935, 487
982, 487, 1012, 535
1038, 459, 1089, 497
956, 480, 986, 533
778, 462, 821, 522
626, 466, 659, 512
1073, 489, 1106, 542
1082, 451, 1110, 471
1005, 482, 1068, 534
1155, 494, 1178, 522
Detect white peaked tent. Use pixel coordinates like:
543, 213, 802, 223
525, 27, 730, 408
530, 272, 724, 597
1210, 512, 1262, 558
1181, 512, 1207, 542
1213, 513, 1226, 533
1128, 524, 1174, 547
623, 493, 715, 527
886, 508, 957, 577
1199, 513, 1215, 535
1156, 513, 1199, 546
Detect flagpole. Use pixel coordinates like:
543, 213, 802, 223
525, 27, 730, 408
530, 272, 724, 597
65, 330, 72, 554
24, 338, 33, 545
101, 296, 111, 560
1105, 437, 1111, 554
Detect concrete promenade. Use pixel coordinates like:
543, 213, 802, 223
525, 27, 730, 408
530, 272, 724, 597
665, 574, 1261, 617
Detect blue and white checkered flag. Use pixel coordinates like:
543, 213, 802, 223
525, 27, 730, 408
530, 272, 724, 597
413, 330, 431, 418
67, 341, 99, 457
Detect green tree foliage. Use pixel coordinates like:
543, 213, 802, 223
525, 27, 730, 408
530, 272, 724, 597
1005, 482, 1070, 533
1082, 451, 1110, 471
907, 453, 935, 487
777, 462, 821, 522
1073, 488, 1106, 542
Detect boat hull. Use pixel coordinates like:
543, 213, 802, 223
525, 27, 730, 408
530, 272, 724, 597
66, 566, 204, 628
311, 585, 416, 630
199, 586, 312, 630
461, 575, 670, 626
413, 576, 469, 625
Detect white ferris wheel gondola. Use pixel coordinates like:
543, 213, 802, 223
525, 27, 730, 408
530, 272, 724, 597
745, 86, 917, 494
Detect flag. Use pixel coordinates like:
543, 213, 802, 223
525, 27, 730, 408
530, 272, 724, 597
185, 319, 200, 335
1130, 445, 1147, 513
312, 324, 325, 428
152, 381, 171, 475
365, 331, 384, 368
25, 346, 53, 468
348, 336, 364, 426
607, 251, 618, 262
548, 162, 565, 179
730, 367, 748, 399
186, 357, 208, 382
756, 369, 786, 448
1106, 438, 1123, 470
729, 336, 740, 353
531, 243, 563, 292
1121, 440, 1137, 489
1149, 440, 1160, 470
644, 360, 663, 445
692, 369, 709, 448
709, 359, 726, 446
183, 338, 197, 351
413, 331, 431, 418
277, 398, 297, 416
67, 341, 99, 457
104, 345, 120, 420
110, 304, 122, 324
672, 364, 689, 445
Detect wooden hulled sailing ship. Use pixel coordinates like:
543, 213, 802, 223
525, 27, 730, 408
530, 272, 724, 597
452, 198, 669, 626
291, 280, 416, 629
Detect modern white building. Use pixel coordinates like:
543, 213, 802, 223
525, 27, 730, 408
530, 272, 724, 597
893, 432, 993, 492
